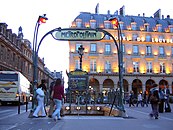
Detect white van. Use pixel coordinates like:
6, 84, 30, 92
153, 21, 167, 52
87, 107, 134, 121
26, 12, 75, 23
0, 71, 30, 105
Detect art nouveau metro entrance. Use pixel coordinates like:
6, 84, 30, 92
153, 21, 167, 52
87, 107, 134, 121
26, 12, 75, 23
33, 25, 126, 117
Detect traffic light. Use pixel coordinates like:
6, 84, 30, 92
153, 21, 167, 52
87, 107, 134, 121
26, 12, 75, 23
109, 18, 119, 28
38, 14, 48, 24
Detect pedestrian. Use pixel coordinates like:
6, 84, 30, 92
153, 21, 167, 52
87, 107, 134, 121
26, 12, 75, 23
136, 92, 143, 107
149, 84, 160, 119
164, 86, 171, 112
33, 85, 46, 118
129, 90, 135, 107
48, 80, 56, 118
51, 78, 65, 121
38, 79, 47, 106
158, 87, 165, 113
142, 91, 148, 107
38, 79, 47, 93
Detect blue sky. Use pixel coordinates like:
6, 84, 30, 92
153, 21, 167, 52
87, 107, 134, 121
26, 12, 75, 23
0, 0, 173, 87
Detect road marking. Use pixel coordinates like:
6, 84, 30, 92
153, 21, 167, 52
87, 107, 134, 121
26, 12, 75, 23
0, 110, 12, 114
0, 110, 27, 120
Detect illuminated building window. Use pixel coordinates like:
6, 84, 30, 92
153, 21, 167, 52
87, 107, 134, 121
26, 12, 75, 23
104, 20, 111, 29
119, 21, 124, 30
90, 19, 96, 29
90, 43, 97, 53
169, 25, 173, 33
132, 34, 138, 41
90, 60, 96, 72
75, 60, 80, 70
160, 62, 165, 73
146, 35, 151, 42
105, 44, 111, 55
171, 47, 173, 56
146, 46, 152, 56
76, 43, 81, 52
133, 45, 139, 55
105, 61, 111, 73
159, 46, 165, 56
76, 19, 82, 28
144, 24, 149, 32
156, 24, 162, 32
131, 22, 137, 31
133, 62, 139, 73
147, 62, 152, 73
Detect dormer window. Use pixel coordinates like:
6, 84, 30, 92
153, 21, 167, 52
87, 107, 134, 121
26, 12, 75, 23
131, 22, 137, 31
104, 20, 111, 29
76, 19, 82, 28
119, 21, 124, 30
169, 25, 173, 33
156, 24, 162, 32
90, 19, 96, 28
144, 23, 149, 32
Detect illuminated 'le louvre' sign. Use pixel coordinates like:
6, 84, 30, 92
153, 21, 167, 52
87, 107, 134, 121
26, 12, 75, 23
55, 29, 104, 41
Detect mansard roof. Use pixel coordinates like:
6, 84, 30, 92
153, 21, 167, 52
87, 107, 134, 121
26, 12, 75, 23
73, 11, 173, 32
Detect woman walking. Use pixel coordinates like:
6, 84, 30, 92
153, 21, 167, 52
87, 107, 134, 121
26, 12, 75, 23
33, 85, 46, 117
149, 86, 160, 119
51, 78, 65, 121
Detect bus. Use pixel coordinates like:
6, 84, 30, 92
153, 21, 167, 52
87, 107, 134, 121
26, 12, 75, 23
0, 71, 31, 105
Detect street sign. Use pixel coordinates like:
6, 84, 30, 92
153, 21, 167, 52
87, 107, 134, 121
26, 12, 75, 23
54, 28, 104, 41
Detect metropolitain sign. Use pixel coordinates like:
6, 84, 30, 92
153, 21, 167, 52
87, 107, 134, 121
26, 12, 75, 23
54, 28, 104, 41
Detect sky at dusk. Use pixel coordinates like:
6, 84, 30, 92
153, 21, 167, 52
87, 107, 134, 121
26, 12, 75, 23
0, 0, 173, 87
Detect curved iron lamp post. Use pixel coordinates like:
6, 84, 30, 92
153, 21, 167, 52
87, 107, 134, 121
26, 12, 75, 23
77, 45, 85, 70
31, 14, 48, 111
108, 17, 125, 115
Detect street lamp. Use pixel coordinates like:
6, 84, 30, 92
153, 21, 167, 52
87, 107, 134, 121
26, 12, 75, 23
31, 14, 48, 112
77, 45, 85, 70
108, 17, 125, 116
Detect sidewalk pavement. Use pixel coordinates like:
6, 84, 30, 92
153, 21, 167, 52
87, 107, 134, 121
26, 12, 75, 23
1, 103, 173, 130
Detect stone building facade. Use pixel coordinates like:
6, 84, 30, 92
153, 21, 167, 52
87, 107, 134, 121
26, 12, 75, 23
0, 23, 54, 88
68, 6, 173, 97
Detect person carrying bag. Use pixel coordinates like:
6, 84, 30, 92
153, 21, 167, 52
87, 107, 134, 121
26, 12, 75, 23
33, 85, 46, 118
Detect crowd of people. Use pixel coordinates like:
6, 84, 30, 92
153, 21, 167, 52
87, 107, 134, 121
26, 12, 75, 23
32, 78, 65, 122
128, 83, 171, 119
31, 79, 171, 121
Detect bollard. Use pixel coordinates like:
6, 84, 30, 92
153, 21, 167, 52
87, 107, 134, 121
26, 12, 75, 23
18, 96, 20, 114
26, 97, 28, 112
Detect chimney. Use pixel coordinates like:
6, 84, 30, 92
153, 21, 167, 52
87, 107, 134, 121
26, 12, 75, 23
120, 5, 125, 16
107, 10, 110, 15
114, 10, 118, 15
162, 15, 164, 19
95, 3, 99, 14
143, 13, 145, 17
154, 9, 161, 19
167, 15, 170, 19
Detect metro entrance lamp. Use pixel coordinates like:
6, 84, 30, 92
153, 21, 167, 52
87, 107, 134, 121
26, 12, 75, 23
31, 14, 48, 111
77, 45, 85, 70
108, 17, 125, 116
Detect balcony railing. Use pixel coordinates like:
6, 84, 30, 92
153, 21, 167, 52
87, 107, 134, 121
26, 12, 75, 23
88, 69, 169, 75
